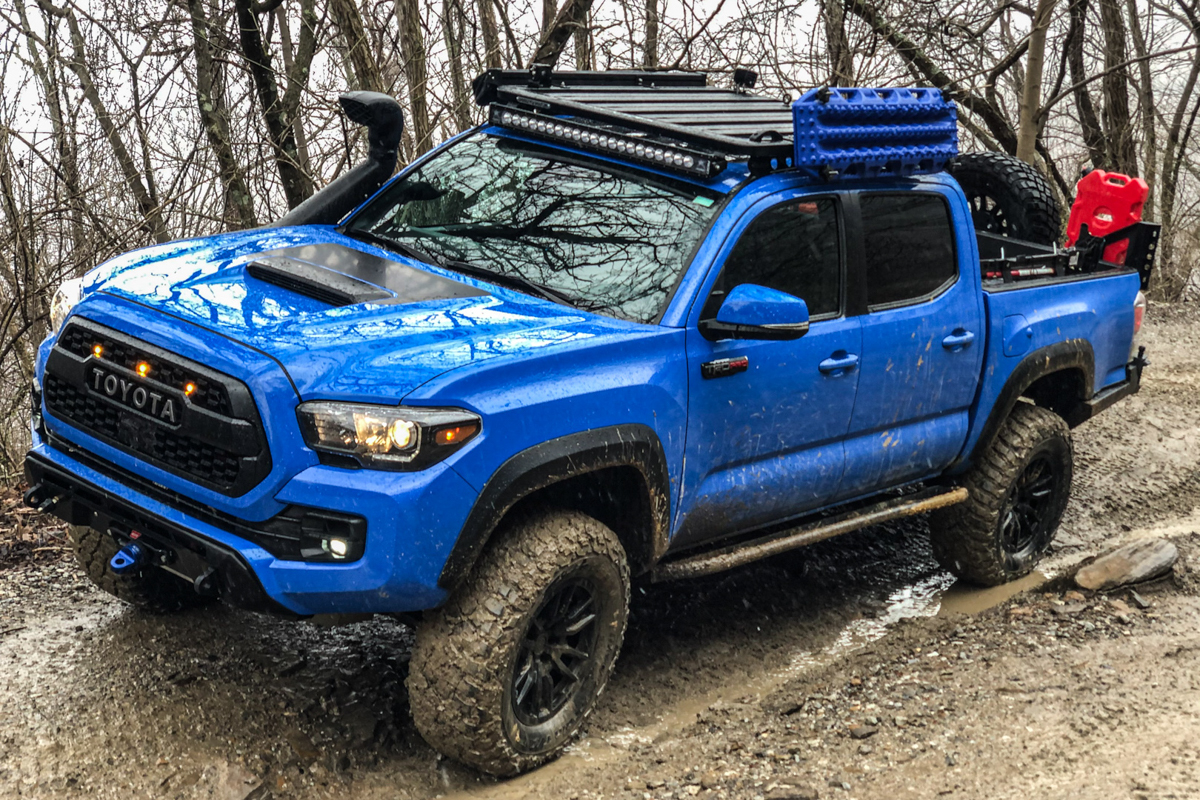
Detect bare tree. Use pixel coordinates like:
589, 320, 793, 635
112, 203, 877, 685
233, 0, 318, 209
33, 0, 170, 242
187, 0, 258, 228
1016, 0, 1057, 164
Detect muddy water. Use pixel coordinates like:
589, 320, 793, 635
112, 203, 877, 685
440, 567, 1057, 800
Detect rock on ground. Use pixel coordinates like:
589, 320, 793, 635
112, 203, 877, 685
1075, 538, 1180, 591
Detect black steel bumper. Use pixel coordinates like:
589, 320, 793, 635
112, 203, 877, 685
1066, 346, 1148, 427
24, 452, 302, 617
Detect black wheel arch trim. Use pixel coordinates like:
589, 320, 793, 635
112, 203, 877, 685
439, 423, 671, 592
953, 339, 1094, 471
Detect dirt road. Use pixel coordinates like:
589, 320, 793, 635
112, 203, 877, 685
2, 304, 1199, 800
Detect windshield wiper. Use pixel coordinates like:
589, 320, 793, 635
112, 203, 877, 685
342, 227, 439, 266
429, 254, 582, 308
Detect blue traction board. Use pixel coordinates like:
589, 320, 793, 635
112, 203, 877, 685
792, 87, 959, 178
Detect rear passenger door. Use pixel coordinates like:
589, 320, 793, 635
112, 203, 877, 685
837, 190, 985, 500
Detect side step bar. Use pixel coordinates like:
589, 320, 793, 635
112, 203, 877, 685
651, 487, 969, 582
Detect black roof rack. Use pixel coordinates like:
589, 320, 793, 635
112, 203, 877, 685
472, 68, 795, 178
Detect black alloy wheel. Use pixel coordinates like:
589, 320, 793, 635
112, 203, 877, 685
967, 193, 1011, 236
999, 454, 1060, 563
512, 575, 600, 725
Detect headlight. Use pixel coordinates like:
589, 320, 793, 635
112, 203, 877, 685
297, 401, 481, 470
49, 277, 84, 333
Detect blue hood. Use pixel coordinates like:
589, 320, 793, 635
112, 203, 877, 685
82, 226, 619, 402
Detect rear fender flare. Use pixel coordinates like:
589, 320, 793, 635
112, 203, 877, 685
955, 339, 1094, 471
438, 424, 671, 593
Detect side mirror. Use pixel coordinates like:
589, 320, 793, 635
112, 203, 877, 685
700, 283, 810, 341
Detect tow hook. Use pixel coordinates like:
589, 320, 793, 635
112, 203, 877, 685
22, 483, 63, 513
109, 543, 146, 574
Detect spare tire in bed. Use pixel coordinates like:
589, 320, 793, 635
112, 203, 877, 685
949, 152, 1062, 246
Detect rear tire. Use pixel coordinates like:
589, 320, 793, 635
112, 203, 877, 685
408, 509, 630, 776
950, 152, 1062, 245
68, 525, 204, 613
929, 404, 1073, 586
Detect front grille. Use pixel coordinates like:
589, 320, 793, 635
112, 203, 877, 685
44, 375, 242, 487
43, 318, 271, 496
58, 324, 232, 416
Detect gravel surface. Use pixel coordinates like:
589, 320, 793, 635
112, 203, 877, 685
2, 303, 1198, 799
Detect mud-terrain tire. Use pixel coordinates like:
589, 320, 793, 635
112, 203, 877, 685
409, 509, 630, 776
950, 152, 1062, 245
929, 404, 1073, 586
68, 525, 204, 613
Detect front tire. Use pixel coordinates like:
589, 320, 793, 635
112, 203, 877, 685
68, 525, 205, 613
929, 404, 1073, 586
408, 509, 630, 776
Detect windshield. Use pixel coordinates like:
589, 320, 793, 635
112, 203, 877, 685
344, 133, 721, 323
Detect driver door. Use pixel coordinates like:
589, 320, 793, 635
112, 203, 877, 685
673, 193, 862, 550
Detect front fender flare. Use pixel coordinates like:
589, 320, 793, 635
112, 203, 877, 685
438, 424, 671, 592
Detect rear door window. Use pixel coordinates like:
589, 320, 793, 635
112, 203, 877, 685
859, 194, 957, 309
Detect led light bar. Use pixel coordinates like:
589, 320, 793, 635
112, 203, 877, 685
489, 104, 724, 179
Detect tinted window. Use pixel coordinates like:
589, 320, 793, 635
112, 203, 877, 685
346, 134, 720, 323
710, 198, 841, 317
860, 194, 957, 308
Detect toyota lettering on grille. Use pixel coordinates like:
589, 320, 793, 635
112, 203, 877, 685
89, 366, 179, 424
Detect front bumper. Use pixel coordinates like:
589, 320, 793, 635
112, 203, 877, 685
26, 434, 479, 616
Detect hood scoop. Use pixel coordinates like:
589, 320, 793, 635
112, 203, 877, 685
244, 243, 488, 308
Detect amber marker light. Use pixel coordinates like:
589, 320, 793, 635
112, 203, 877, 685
184, 382, 196, 396
136, 361, 151, 378
435, 423, 479, 446
92, 344, 104, 358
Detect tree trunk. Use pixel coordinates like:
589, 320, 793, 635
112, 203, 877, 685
14, 1, 87, 269
1016, 0, 1056, 164
573, 4, 592, 69
233, 0, 314, 209
330, 0, 384, 93
643, 0, 658, 68
1158, 45, 1200, 290
1098, 0, 1137, 174
823, 0, 854, 85
532, 0, 597, 68
275, 4, 312, 176
188, 0, 258, 229
478, 0, 502, 68
1125, 0, 1156, 217
1066, 0, 1109, 170
34, 0, 170, 243
395, 0, 432, 154
442, 0, 473, 132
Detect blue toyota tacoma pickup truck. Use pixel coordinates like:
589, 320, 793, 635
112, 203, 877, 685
25, 69, 1154, 774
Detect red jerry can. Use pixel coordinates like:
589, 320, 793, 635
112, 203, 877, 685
1065, 169, 1149, 265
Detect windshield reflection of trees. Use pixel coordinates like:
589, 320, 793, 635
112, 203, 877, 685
353, 135, 716, 324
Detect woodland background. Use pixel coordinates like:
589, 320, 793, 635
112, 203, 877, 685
1, 0, 1198, 480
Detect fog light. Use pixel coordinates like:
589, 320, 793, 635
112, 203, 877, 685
323, 538, 349, 559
